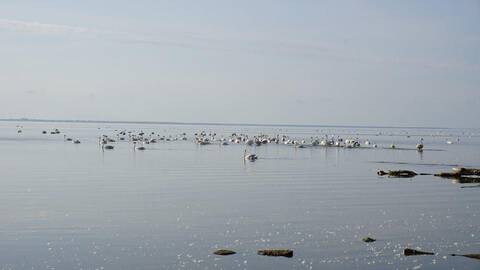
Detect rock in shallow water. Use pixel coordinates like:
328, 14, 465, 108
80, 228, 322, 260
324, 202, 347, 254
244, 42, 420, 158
451, 254, 480, 260
377, 170, 418, 178
403, 248, 434, 256
213, 249, 236, 256
362, 237, 376, 243
257, 249, 293, 258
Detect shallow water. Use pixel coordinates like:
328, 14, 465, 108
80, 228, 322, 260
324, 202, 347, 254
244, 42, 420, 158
0, 121, 479, 270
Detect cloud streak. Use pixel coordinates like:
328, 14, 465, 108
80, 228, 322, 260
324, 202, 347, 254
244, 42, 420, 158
0, 18, 335, 55
0, 18, 476, 72
0, 19, 89, 35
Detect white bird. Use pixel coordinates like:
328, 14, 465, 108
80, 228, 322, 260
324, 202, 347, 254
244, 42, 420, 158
133, 142, 146, 151
416, 138, 424, 151
244, 149, 258, 162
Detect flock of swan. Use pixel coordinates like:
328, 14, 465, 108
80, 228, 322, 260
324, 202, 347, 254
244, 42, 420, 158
193, 131, 428, 152
13, 126, 444, 163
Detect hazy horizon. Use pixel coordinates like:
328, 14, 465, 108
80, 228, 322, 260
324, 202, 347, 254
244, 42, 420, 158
1, 1, 479, 128
1, 116, 479, 130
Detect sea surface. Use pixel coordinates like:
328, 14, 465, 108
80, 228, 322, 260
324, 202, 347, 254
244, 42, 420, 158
0, 121, 479, 270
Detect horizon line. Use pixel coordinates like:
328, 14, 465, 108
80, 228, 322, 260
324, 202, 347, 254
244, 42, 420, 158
0, 117, 472, 130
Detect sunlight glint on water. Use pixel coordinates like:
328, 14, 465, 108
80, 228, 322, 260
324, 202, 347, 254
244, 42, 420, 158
0, 122, 479, 270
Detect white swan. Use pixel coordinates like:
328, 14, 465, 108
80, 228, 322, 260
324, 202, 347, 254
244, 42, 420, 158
244, 149, 258, 162
416, 138, 424, 151
133, 142, 146, 151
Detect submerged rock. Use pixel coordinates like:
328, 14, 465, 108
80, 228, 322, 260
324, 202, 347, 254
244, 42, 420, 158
362, 237, 376, 243
403, 248, 434, 256
435, 172, 462, 178
461, 184, 480, 188
451, 177, 480, 184
257, 249, 293, 258
213, 249, 236, 256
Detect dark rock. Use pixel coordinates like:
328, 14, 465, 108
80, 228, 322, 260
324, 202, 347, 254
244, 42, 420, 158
435, 167, 480, 177
213, 249, 236, 256
377, 170, 418, 178
257, 249, 293, 258
362, 237, 376, 243
451, 254, 480, 260
452, 167, 480, 176
403, 248, 434, 256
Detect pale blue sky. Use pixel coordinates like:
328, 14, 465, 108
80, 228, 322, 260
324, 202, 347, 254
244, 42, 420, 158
0, 0, 479, 127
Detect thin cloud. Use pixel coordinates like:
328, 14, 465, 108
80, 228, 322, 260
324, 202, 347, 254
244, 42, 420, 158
0, 19, 89, 34
0, 18, 334, 55
0, 18, 475, 72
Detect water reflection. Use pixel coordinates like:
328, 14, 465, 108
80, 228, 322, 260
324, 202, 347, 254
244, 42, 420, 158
0, 122, 478, 270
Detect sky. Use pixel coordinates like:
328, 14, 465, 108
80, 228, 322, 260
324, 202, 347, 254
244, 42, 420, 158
0, 0, 479, 127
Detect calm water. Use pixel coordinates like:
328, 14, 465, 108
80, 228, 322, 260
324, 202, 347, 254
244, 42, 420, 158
0, 121, 479, 270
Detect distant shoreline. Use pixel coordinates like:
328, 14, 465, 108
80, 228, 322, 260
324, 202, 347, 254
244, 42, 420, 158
0, 118, 466, 130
